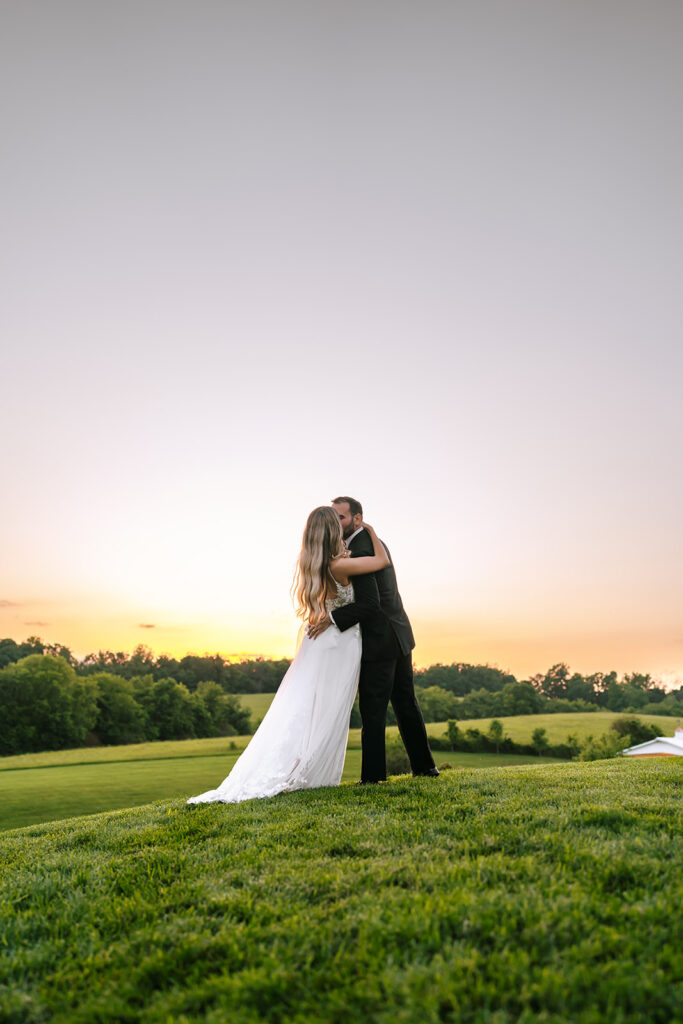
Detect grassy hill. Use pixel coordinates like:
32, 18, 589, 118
1, 710, 676, 832
0, 742, 560, 833
238, 693, 678, 746
1, 759, 680, 1023
408, 710, 679, 745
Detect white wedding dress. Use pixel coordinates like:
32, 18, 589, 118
187, 580, 361, 804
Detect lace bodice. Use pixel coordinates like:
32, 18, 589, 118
326, 578, 354, 612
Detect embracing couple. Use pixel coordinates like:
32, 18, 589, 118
188, 496, 437, 805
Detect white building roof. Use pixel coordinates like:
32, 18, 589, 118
621, 730, 683, 756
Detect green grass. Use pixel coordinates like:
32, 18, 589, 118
0, 735, 253, 772
240, 694, 678, 746
1, 709, 670, 774
0, 742, 560, 832
1, 708, 673, 833
420, 711, 679, 744
237, 691, 276, 721
0, 760, 680, 1023
353, 711, 677, 747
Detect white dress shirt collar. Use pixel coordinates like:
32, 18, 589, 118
345, 525, 365, 547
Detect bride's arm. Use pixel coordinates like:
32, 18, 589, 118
330, 523, 389, 579
309, 566, 381, 639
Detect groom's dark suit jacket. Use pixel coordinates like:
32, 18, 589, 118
331, 529, 415, 662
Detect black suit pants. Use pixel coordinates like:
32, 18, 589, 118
358, 651, 436, 782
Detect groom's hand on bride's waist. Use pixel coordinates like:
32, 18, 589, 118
307, 615, 332, 640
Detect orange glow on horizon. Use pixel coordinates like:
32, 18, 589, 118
2, 604, 681, 687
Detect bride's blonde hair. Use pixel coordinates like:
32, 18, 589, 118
293, 506, 345, 626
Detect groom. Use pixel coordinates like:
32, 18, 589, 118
310, 496, 438, 783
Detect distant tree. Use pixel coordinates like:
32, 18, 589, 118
487, 719, 504, 753
592, 671, 619, 708
564, 733, 582, 759
601, 676, 632, 711
459, 688, 498, 719
20, 635, 47, 656
80, 649, 131, 676
414, 685, 459, 722
189, 691, 213, 737
0, 638, 22, 669
131, 676, 197, 741
0, 654, 97, 755
541, 697, 591, 714
565, 672, 599, 705
578, 731, 626, 761
195, 681, 251, 735
530, 664, 571, 699
464, 727, 485, 751
219, 657, 290, 693
128, 644, 156, 677
415, 663, 516, 696
154, 654, 181, 680
90, 673, 146, 745
654, 691, 683, 717
43, 642, 75, 666
415, 664, 468, 694
176, 654, 219, 690
446, 720, 460, 750
531, 727, 549, 756
500, 681, 544, 716
609, 717, 659, 746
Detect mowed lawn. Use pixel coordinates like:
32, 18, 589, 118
0, 760, 680, 1023
408, 710, 678, 745
0, 745, 560, 833
0, 709, 673, 832
239, 694, 677, 746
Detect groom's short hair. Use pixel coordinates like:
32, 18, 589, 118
332, 495, 363, 517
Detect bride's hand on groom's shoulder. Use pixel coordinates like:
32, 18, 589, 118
361, 521, 376, 534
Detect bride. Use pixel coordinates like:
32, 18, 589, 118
187, 506, 389, 804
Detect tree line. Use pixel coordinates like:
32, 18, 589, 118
2, 636, 680, 713
385, 716, 663, 773
0, 636, 290, 693
0, 636, 680, 758
0, 654, 251, 757
388, 662, 682, 724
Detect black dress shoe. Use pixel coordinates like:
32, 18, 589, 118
355, 779, 382, 785
413, 767, 440, 777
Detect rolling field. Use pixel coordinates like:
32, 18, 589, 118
238, 694, 678, 746
0, 744, 560, 833
237, 696, 675, 747
407, 710, 679, 745
0, 708, 674, 774
238, 691, 275, 722
0, 759, 680, 1023
1, 709, 675, 832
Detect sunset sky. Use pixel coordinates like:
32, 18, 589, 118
2, 2, 682, 684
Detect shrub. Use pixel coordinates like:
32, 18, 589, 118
427, 734, 452, 751
446, 720, 460, 749
488, 719, 504, 752
532, 727, 549, 755
610, 717, 659, 745
579, 731, 628, 761
385, 744, 411, 775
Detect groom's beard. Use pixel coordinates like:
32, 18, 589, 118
342, 525, 355, 539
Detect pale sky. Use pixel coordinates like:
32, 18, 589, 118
2, 1, 682, 683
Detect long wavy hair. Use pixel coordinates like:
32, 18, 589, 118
293, 506, 345, 626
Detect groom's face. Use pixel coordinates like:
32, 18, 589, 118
333, 501, 361, 539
